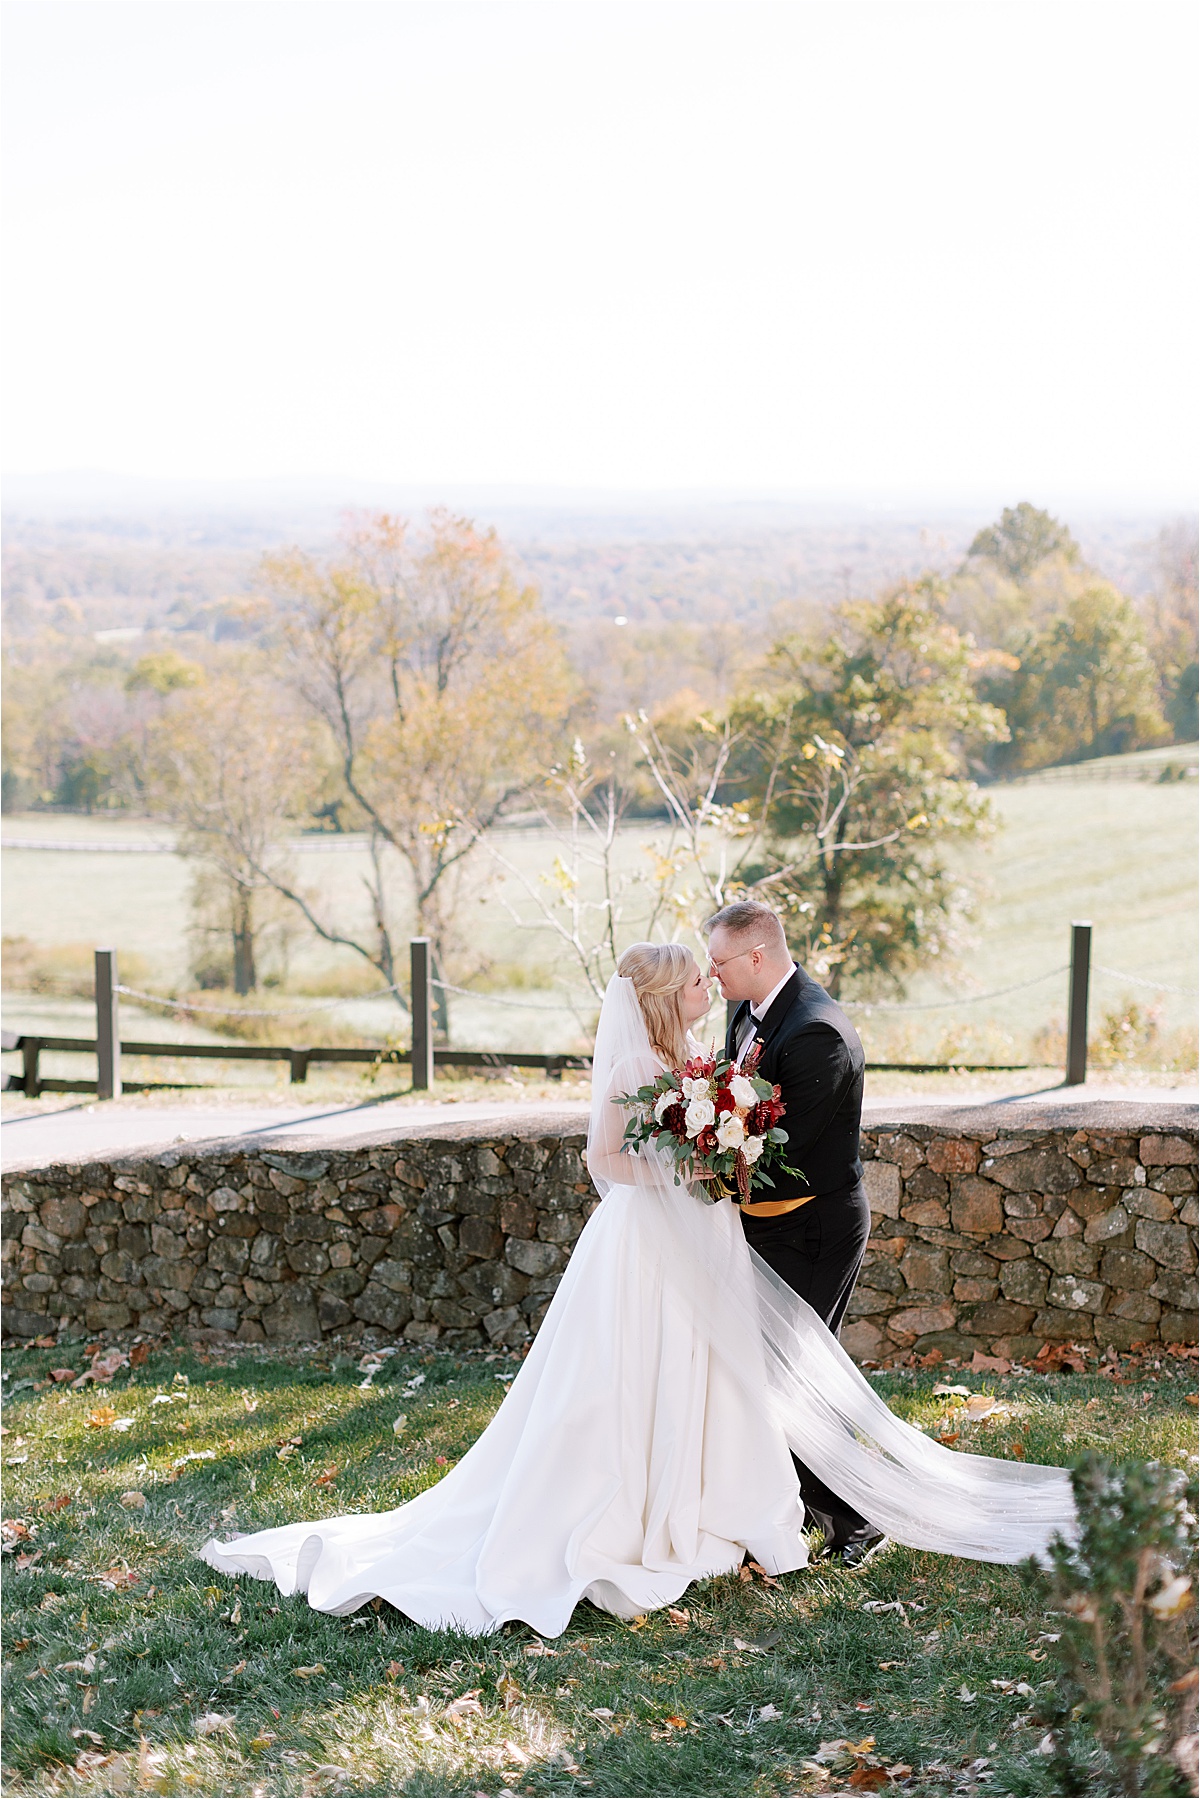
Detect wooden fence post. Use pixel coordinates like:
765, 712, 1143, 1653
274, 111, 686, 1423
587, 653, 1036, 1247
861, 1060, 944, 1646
22, 1037, 42, 1100
411, 938, 434, 1091
95, 948, 122, 1101
1065, 921, 1092, 1086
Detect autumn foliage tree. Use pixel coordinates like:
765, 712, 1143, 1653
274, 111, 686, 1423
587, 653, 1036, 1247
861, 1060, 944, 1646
144, 670, 315, 993
721, 580, 1008, 995
260, 511, 574, 1009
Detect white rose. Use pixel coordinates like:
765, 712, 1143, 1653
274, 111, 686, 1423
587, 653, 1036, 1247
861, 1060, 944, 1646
716, 1113, 746, 1149
729, 1074, 758, 1110
654, 1090, 679, 1122
682, 1076, 711, 1101
742, 1135, 765, 1164
684, 1097, 715, 1137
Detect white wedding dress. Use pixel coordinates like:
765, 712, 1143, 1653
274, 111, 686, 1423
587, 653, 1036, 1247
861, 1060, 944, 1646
200, 975, 1076, 1636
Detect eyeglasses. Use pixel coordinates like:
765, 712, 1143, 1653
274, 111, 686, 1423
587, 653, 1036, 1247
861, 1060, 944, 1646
707, 942, 766, 972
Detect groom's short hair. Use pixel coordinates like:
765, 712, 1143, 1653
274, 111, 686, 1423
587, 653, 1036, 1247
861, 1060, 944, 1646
703, 900, 787, 952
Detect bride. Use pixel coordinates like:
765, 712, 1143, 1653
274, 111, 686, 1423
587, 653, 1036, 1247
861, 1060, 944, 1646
200, 944, 1076, 1636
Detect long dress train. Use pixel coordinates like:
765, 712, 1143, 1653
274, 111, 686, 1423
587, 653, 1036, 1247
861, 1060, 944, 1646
199, 975, 1076, 1634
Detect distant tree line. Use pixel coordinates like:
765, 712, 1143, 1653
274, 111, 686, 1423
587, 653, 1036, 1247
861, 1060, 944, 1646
1, 502, 1195, 1008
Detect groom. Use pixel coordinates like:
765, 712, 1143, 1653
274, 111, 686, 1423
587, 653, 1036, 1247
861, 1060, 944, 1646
704, 899, 885, 1567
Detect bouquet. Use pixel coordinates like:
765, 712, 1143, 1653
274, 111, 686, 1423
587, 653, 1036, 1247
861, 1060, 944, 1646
615, 1041, 799, 1202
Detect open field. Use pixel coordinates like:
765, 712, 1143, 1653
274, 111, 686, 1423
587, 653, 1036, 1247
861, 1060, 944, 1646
2, 761, 1196, 1079
1, 1337, 1196, 1798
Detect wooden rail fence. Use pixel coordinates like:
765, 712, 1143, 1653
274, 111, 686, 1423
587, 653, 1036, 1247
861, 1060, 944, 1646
3, 929, 1105, 1099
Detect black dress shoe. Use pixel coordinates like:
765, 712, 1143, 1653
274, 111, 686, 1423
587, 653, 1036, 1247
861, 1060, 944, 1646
837, 1530, 888, 1569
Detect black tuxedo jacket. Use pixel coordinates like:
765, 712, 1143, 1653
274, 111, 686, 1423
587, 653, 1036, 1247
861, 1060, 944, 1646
724, 965, 866, 1206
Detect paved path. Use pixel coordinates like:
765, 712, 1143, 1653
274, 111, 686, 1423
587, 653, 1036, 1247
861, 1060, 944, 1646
3, 1081, 1195, 1171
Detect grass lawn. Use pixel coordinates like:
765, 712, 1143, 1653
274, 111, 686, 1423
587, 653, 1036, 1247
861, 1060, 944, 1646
2, 1339, 1196, 1797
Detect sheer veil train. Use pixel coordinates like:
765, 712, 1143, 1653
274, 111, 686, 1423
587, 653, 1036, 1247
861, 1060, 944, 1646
199, 971, 1076, 1636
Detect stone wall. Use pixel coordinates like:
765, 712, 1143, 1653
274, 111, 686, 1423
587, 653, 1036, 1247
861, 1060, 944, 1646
2, 1106, 1196, 1357
846, 1117, 1198, 1361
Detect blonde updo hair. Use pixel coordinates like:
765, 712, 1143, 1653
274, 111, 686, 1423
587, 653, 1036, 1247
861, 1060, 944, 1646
617, 942, 693, 1069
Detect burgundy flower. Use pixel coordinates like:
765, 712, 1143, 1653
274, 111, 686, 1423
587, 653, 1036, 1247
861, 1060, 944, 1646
661, 1102, 687, 1138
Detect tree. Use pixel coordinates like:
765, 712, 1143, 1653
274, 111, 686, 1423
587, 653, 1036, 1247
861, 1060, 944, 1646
721, 580, 1008, 995
259, 511, 575, 1017
1142, 519, 1199, 744
987, 584, 1169, 770
966, 501, 1080, 581
145, 671, 315, 993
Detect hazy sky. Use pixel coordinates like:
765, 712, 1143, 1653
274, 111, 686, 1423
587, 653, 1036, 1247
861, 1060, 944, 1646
3, 0, 1196, 501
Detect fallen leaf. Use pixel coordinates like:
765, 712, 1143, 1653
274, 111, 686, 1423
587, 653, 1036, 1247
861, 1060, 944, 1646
41, 1495, 72, 1513
86, 1404, 118, 1429
73, 1350, 129, 1389
1008, 1442, 1026, 1459
756, 1704, 783, 1722
878, 1660, 903, 1670
1, 1519, 33, 1545
936, 1431, 961, 1446
14, 1549, 43, 1571
667, 1606, 690, 1627
196, 1711, 236, 1736
49, 1368, 76, 1383
848, 1770, 889, 1792
970, 1351, 1012, 1375
435, 1456, 448, 1466
886, 1765, 914, 1780
732, 1637, 765, 1653
315, 1466, 339, 1487
228, 1599, 242, 1625
392, 1415, 407, 1436
1185, 1394, 1198, 1408
119, 1491, 146, 1510
97, 1565, 139, 1590
964, 1394, 1004, 1420
589, 1707, 614, 1720
502, 1740, 531, 1766
386, 1662, 405, 1682
82, 1686, 97, 1713
1169, 1668, 1200, 1694
129, 1343, 150, 1367
663, 1713, 689, 1729
59, 1654, 97, 1673
957, 1685, 977, 1704
496, 1673, 523, 1709
292, 1664, 326, 1679
250, 1732, 277, 1751
33, 1333, 56, 1348
446, 1694, 485, 1718
1148, 1575, 1193, 1620
629, 1615, 649, 1630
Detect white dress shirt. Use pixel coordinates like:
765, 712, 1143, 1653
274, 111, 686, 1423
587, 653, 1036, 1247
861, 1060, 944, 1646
735, 963, 797, 1064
